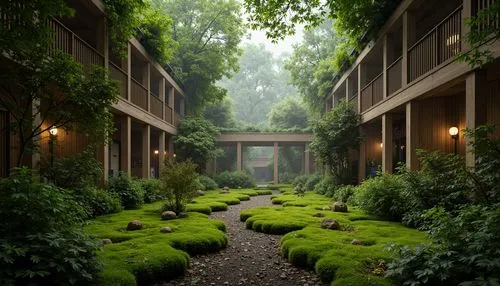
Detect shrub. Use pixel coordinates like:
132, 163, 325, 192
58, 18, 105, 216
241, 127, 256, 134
108, 172, 144, 209
314, 176, 339, 197
332, 185, 357, 205
292, 174, 309, 187
160, 159, 199, 214
0, 168, 101, 285
214, 171, 256, 188
136, 178, 162, 203
356, 173, 406, 221
76, 187, 122, 218
198, 175, 218, 190
304, 174, 322, 191
279, 172, 298, 184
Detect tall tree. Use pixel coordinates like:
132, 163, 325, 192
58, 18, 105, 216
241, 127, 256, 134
203, 99, 236, 128
268, 97, 308, 130
152, 0, 246, 113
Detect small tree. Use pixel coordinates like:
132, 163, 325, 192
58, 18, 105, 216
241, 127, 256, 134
310, 100, 361, 183
160, 159, 198, 214
268, 97, 309, 130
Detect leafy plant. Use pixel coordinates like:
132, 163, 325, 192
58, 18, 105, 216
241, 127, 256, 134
314, 176, 339, 197
76, 186, 122, 218
332, 185, 357, 205
0, 168, 101, 285
214, 171, 256, 189
136, 178, 163, 203
292, 174, 310, 187
160, 159, 199, 214
198, 175, 218, 190
304, 174, 322, 191
107, 172, 144, 209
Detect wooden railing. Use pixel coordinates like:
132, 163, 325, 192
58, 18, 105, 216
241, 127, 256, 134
472, 0, 500, 31
131, 78, 148, 110
174, 112, 181, 126
349, 92, 359, 113
49, 19, 104, 71
109, 62, 127, 98
387, 57, 402, 96
165, 105, 173, 124
408, 6, 462, 82
360, 73, 383, 112
150, 94, 163, 119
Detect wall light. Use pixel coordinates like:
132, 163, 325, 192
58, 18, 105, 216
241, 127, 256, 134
154, 150, 159, 155
49, 127, 58, 136
449, 126, 458, 154
380, 142, 383, 148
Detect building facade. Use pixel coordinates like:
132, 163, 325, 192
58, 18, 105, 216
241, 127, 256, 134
0, 0, 185, 181
325, 0, 500, 182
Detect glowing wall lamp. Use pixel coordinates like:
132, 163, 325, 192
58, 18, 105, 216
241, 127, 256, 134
380, 142, 383, 148
49, 127, 58, 136
48, 127, 58, 171
449, 126, 459, 154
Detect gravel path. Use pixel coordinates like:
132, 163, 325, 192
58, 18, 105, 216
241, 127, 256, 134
166, 192, 325, 286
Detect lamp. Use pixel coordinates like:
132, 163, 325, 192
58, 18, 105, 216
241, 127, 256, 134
449, 126, 458, 154
48, 127, 58, 173
49, 127, 58, 136
154, 150, 159, 155
380, 142, 383, 148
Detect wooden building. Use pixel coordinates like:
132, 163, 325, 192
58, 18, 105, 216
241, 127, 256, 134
324, 0, 500, 182
0, 0, 186, 181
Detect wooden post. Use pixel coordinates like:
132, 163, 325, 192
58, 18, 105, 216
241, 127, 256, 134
357, 64, 365, 113
383, 34, 394, 98
273, 142, 279, 184
406, 101, 420, 170
236, 142, 242, 171
120, 115, 131, 175
142, 124, 150, 178
358, 125, 366, 183
169, 87, 175, 123
160, 78, 166, 120
159, 131, 166, 171
462, 0, 471, 51
382, 114, 393, 173
145, 64, 151, 112
465, 71, 487, 168
167, 135, 174, 162
126, 43, 131, 101
402, 11, 415, 87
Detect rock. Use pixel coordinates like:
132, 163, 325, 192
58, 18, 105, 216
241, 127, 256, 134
313, 212, 325, 217
161, 211, 177, 220
196, 189, 205, 196
322, 206, 330, 211
332, 202, 348, 212
160, 226, 172, 233
127, 220, 143, 231
220, 186, 230, 194
100, 238, 112, 245
321, 218, 340, 230
351, 239, 363, 245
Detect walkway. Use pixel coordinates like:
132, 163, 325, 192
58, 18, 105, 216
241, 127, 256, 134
166, 192, 324, 286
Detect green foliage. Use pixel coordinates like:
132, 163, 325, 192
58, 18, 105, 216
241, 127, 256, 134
203, 99, 237, 128
76, 186, 123, 218
293, 174, 310, 187
0, 168, 100, 285
332, 185, 357, 205
198, 175, 218, 190
160, 159, 199, 214
310, 100, 360, 183
108, 172, 144, 210
174, 116, 222, 168
268, 97, 309, 129
153, 0, 246, 113
214, 171, 256, 188
304, 174, 322, 191
136, 178, 163, 203
314, 176, 339, 197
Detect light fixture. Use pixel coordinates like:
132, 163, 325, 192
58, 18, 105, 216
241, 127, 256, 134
164, 151, 167, 155
449, 126, 458, 154
380, 142, 383, 148
49, 127, 58, 136
173, 153, 176, 158
154, 150, 159, 155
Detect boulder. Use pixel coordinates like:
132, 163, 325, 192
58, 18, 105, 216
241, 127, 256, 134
220, 186, 230, 194
100, 238, 112, 245
160, 226, 172, 233
196, 190, 205, 196
161, 211, 177, 220
127, 220, 143, 231
313, 212, 325, 218
321, 218, 340, 230
351, 239, 364, 245
332, 202, 348, 212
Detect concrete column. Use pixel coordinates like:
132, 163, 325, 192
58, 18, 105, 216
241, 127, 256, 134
406, 101, 420, 170
159, 131, 166, 171
126, 43, 131, 101
273, 142, 279, 184
304, 146, 310, 175
465, 71, 487, 168
160, 78, 166, 120
236, 142, 242, 171
142, 124, 150, 178
120, 115, 131, 175
382, 114, 393, 173
358, 125, 366, 183
402, 11, 415, 87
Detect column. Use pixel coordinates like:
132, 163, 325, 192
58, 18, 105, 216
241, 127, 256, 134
180, 97, 185, 116
169, 87, 175, 123
358, 125, 366, 183
160, 78, 166, 120
145, 64, 151, 112
126, 43, 131, 101
383, 34, 394, 98
465, 71, 487, 168
462, 0, 472, 51
382, 114, 393, 173
142, 124, 150, 178
159, 131, 166, 170
357, 64, 366, 113
273, 142, 279, 184
167, 135, 174, 161
236, 142, 242, 171
406, 101, 420, 170
402, 11, 415, 87
304, 146, 310, 175
120, 115, 131, 175
345, 78, 352, 101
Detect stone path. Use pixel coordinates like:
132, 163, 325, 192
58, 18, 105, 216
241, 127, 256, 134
166, 192, 325, 286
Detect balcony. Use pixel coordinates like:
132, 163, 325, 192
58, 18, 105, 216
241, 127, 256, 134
165, 104, 173, 124
387, 57, 402, 96
360, 73, 383, 112
150, 93, 163, 119
131, 78, 148, 110
109, 61, 128, 99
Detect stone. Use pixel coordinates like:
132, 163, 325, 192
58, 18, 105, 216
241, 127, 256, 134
100, 238, 112, 245
161, 211, 177, 220
127, 220, 143, 231
220, 186, 230, 194
196, 189, 205, 196
160, 226, 172, 233
332, 202, 348, 212
321, 218, 340, 230
313, 212, 325, 217
322, 206, 330, 211
351, 239, 364, 245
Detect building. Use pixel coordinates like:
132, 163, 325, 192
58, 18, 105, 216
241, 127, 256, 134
0, 0, 186, 181
325, 0, 500, 182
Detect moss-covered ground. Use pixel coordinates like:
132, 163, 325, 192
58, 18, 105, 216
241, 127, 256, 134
241, 189, 428, 286
85, 188, 273, 285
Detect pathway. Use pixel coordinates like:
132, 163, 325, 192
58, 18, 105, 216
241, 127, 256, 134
166, 192, 325, 286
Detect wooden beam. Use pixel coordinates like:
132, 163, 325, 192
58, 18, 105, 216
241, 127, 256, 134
358, 125, 366, 183
142, 124, 150, 178
159, 131, 166, 172
465, 70, 488, 168
120, 115, 131, 175
236, 142, 242, 171
406, 101, 420, 170
382, 114, 393, 173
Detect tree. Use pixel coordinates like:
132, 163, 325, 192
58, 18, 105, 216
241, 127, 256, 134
152, 0, 246, 113
203, 99, 236, 128
310, 100, 361, 183
268, 97, 308, 130
160, 159, 199, 214
174, 116, 222, 169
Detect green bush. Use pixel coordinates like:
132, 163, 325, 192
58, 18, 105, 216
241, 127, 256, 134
76, 187, 122, 218
292, 174, 309, 187
314, 176, 338, 197
198, 175, 218, 190
160, 159, 198, 214
136, 178, 163, 203
0, 168, 101, 285
304, 174, 322, 191
108, 172, 144, 210
214, 171, 256, 188
332, 185, 357, 205
356, 173, 406, 221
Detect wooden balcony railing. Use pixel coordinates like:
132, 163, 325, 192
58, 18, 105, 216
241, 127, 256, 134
131, 78, 148, 110
387, 57, 402, 96
408, 6, 462, 82
472, 0, 500, 31
109, 61, 127, 99
165, 105, 173, 124
360, 73, 383, 112
174, 112, 181, 126
49, 19, 104, 71
150, 94, 163, 119
349, 92, 359, 113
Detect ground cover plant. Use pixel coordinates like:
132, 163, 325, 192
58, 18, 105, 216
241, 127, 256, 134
186, 188, 273, 214
241, 190, 428, 285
